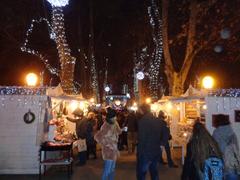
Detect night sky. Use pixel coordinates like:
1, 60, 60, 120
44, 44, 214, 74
0, 0, 240, 96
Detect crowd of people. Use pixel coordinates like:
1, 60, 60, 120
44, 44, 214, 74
67, 104, 240, 180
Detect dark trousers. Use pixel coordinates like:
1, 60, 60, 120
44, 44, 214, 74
87, 143, 97, 159
78, 151, 87, 165
160, 142, 174, 166
137, 154, 159, 180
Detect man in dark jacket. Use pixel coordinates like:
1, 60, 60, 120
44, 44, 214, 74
127, 111, 138, 154
157, 111, 178, 168
136, 104, 166, 180
66, 108, 88, 165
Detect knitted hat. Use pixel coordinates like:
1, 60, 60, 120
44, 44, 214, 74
72, 108, 84, 117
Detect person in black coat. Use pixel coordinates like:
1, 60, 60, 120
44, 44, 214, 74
136, 104, 165, 180
157, 111, 178, 168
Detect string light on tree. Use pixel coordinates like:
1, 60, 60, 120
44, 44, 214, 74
21, 18, 81, 94
148, 0, 163, 99
20, 18, 59, 76
46, 0, 76, 94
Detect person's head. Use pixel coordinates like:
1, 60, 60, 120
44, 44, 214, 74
87, 111, 95, 119
106, 107, 117, 124
158, 110, 166, 119
190, 121, 222, 170
72, 108, 84, 118
213, 114, 230, 128
138, 104, 151, 115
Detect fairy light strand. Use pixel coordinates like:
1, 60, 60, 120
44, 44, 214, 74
20, 18, 59, 76
147, 0, 163, 99
50, 5, 76, 94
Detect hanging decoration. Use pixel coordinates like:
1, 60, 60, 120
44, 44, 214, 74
23, 110, 36, 124
47, 0, 76, 94
147, 0, 163, 99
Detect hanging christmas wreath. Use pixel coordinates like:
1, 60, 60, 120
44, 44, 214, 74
23, 110, 35, 124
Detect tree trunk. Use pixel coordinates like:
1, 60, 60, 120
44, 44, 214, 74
162, 0, 198, 96
52, 7, 75, 94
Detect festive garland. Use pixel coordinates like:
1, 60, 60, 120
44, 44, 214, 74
23, 110, 35, 124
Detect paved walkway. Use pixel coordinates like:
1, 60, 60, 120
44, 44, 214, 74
0, 150, 182, 180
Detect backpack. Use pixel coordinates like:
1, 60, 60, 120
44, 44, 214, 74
224, 134, 240, 174
203, 157, 224, 180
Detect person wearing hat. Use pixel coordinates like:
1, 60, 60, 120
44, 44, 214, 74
94, 107, 122, 180
66, 108, 88, 166
157, 111, 178, 168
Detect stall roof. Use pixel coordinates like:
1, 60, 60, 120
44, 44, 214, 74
47, 85, 86, 101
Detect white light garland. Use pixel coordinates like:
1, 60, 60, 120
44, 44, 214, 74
21, 18, 59, 76
147, 0, 163, 99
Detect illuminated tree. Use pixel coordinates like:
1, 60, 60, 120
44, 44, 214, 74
46, 0, 76, 94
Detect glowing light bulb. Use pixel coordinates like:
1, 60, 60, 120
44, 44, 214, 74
146, 98, 152, 104
26, 73, 38, 86
202, 105, 207, 110
202, 76, 214, 89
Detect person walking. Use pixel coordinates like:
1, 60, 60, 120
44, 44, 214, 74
127, 111, 138, 154
213, 114, 240, 180
94, 107, 122, 180
157, 111, 178, 168
136, 104, 165, 180
86, 112, 97, 159
181, 121, 223, 180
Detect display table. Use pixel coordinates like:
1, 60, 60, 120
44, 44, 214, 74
39, 142, 73, 179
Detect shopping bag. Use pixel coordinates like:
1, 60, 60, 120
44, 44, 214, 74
73, 139, 87, 152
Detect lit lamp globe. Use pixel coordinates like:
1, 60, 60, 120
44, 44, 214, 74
136, 71, 145, 80
104, 86, 110, 92
46, 0, 69, 7
26, 73, 38, 87
202, 76, 214, 89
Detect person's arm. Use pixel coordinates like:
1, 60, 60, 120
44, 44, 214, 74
94, 123, 108, 145
115, 121, 122, 135
66, 116, 79, 123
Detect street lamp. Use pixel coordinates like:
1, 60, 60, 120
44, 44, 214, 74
26, 73, 38, 86
202, 76, 214, 89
